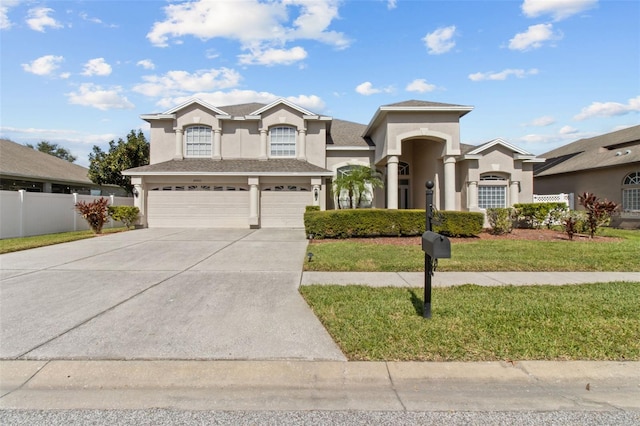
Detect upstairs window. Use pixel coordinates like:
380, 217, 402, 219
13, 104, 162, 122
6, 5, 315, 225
185, 126, 212, 157
623, 171, 640, 212
270, 126, 296, 157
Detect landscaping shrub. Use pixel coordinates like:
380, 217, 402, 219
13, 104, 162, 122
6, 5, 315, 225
562, 210, 590, 240
513, 202, 567, 229
578, 192, 619, 238
75, 198, 110, 234
304, 209, 482, 239
305, 205, 320, 212
486, 208, 514, 235
108, 205, 140, 229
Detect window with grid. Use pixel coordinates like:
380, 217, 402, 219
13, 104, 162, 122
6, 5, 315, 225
623, 171, 640, 211
185, 126, 212, 157
478, 175, 507, 209
269, 126, 296, 157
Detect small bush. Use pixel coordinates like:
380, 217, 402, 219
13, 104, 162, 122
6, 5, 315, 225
562, 210, 589, 239
75, 198, 109, 234
578, 192, 619, 238
513, 202, 567, 229
108, 205, 140, 229
304, 209, 483, 239
486, 208, 514, 235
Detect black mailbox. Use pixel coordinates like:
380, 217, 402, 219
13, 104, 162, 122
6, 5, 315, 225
421, 231, 451, 259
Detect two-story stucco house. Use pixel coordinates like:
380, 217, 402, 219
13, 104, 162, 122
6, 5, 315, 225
124, 98, 544, 228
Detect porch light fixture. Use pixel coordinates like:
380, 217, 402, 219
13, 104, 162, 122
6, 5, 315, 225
132, 188, 139, 198
314, 187, 319, 201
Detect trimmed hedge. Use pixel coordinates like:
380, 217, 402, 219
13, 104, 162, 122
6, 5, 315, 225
513, 202, 567, 229
304, 209, 483, 239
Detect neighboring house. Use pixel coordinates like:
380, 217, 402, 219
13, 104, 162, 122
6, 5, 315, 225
534, 125, 640, 229
0, 139, 124, 195
124, 98, 543, 228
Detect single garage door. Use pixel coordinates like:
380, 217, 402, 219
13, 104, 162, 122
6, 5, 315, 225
147, 185, 249, 228
261, 185, 312, 228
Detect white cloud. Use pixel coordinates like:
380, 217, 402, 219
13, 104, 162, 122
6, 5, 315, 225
156, 89, 325, 113
574, 96, 640, 120
423, 25, 457, 54
468, 68, 539, 81
238, 46, 307, 66
406, 79, 436, 93
559, 125, 578, 134
509, 23, 562, 51
26, 7, 63, 32
522, 0, 597, 21
81, 58, 112, 76
21, 55, 64, 76
387, 0, 398, 9
147, 0, 349, 65
0, 0, 20, 30
527, 115, 556, 126
137, 59, 155, 70
66, 83, 134, 110
355, 81, 394, 96
133, 68, 242, 98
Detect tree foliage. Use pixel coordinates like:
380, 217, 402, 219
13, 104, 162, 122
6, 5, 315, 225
331, 165, 384, 209
88, 130, 149, 195
27, 141, 77, 163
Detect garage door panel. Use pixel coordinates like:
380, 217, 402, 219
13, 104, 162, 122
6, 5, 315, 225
261, 191, 311, 228
148, 191, 249, 228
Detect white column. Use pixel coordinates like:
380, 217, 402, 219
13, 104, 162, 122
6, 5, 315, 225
174, 128, 183, 159
297, 128, 307, 161
259, 129, 268, 160
443, 156, 456, 211
387, 156, 399, 210
213, 128, 222, 160
311, 177, 323, 209
468, 181, 478, 209
248, 177, 259, 226
510, 181, 520, 206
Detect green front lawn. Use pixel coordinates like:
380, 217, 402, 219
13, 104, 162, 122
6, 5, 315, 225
300, 282, 640, 361
304, 228, 640, 272
0, 228, 128, 254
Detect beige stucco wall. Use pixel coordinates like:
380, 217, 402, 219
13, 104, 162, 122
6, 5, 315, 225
149, 120, 176, 164
220, 121, 260, 159
535, 165, 639, 206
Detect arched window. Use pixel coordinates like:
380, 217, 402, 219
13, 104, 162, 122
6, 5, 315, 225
622, 171, 640, 212
185, 126, 212, 157
398, 162, 410, 176
478, 174, 507, 209
270, 126, 296, 157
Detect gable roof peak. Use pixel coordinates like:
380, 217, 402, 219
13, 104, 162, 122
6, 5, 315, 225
163, 97, 227, 115
250, 98, 317, 116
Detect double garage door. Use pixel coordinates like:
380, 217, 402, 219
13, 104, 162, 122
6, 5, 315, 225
147, 184, 311, 228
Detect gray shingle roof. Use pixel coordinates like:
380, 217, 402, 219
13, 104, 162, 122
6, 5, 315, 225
328, 119, 371, 147
534, 125, 640, 176
217, 103, 266, 116
125, 158, 332, 175
0, 139, 93, 184
383, 100, 468, 108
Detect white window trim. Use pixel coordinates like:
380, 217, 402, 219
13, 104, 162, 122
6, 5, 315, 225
622, 171, 640, 212
184, 126, 212, 158
269, 126, 297, 158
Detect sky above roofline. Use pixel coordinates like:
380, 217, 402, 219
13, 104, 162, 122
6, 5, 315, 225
1, 0, 638, 167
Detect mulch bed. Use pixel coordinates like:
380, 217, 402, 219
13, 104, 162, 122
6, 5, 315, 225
309, 228, 620, 246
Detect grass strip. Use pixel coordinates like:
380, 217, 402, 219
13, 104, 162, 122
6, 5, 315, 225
300, 282, 640, 361
304, 228, 640, 272
0, 228, 128, 254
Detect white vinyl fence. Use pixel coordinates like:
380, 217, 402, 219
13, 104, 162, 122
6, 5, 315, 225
0, 190, 134, 239
533, 192, 574, 210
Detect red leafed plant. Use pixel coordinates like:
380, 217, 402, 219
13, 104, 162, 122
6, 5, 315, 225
578, 192, 618, 238
75, 197, 110, 234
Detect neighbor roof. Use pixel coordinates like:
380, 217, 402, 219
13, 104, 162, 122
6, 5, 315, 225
534, 125, 640, 177
0, 139, 94, 185
123, 158, 332, 176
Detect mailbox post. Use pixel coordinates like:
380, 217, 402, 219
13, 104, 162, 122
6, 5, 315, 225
421, 181, 451, 318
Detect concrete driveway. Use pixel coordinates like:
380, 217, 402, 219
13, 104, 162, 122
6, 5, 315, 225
0, 229, 345, 361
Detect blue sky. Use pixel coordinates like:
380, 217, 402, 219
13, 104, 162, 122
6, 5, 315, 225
1, 0, 638, 167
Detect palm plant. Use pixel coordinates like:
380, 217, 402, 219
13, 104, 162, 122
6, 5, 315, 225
331, 165, 384, 209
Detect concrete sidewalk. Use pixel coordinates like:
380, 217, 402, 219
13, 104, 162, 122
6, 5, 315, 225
1, 360, 638, 411
301, 271, 640, 287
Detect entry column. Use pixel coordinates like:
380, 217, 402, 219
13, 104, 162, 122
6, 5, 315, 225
387, 156, 399, 209
444, 156, 456, 211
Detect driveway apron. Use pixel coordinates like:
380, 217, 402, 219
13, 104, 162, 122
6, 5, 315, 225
0, 229, 345, 361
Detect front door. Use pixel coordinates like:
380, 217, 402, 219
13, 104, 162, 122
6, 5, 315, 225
398, 179, 410, 209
